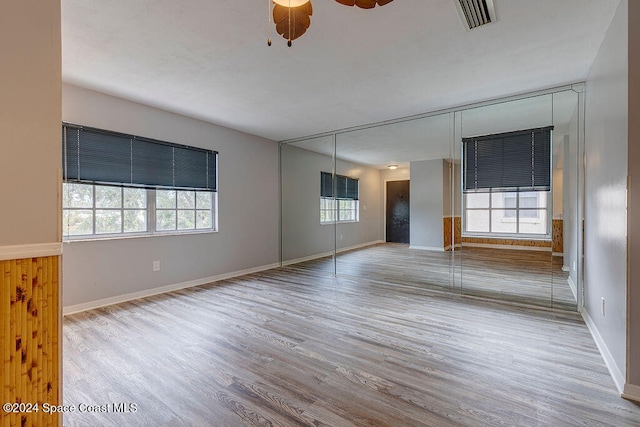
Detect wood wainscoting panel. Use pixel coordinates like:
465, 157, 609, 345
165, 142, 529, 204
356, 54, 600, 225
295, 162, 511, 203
443, 217, 462, 251
2, 256, 59, 426
552, 219, 564, 253
462, 236, 552, 249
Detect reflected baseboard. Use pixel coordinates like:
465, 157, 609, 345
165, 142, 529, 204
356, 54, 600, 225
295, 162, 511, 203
282, 240, 384, 266
410, 245, 445, 252
567, 275, 577, 301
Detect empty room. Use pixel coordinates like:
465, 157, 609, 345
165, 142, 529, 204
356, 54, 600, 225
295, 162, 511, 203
2, 0, 640, 426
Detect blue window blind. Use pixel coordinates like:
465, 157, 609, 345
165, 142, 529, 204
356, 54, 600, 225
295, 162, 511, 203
463, 126, 552, 193
62, 123, 217, 191
321, 172, 358, 200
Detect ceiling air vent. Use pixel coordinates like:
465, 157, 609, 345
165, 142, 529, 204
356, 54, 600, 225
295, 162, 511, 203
455, 0, 497, 30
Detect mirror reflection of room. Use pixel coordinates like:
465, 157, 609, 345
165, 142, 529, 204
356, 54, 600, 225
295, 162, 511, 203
280, 87, 582, 311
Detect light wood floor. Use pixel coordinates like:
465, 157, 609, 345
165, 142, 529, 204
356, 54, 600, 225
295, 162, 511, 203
293, 244, 576, 311
63, 266, 640, 426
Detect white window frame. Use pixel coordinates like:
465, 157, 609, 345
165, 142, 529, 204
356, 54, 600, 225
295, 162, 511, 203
320, 197, 359, 225
62, 183, 217, 240
463, 190, 550, 238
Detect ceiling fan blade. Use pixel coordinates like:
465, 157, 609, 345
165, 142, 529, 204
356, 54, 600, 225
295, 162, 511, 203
273, 4, 313, 41
334, 0, 394, 7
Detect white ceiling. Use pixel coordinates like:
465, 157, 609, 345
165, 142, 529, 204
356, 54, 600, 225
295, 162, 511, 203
62, 0, 620, 142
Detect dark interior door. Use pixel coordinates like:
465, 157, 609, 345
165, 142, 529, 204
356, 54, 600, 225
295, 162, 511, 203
386, 180, 410, 243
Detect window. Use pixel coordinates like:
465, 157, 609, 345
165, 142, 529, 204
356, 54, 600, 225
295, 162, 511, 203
62, 123, 217, 239
463, 126, 552, 237
465, 191, 548, 235
320, 172, 359, 224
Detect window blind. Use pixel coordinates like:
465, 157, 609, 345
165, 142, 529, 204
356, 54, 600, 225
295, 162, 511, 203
320, 172, 359, 200
463, 126, 552, 193
62, 123, 217, 191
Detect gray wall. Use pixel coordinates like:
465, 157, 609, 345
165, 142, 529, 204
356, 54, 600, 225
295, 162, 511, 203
627, 0, 640, 394
443, 160, 461, 217
563, 108, 580, 286
410, 159, 444, 250
0, 0, 60, 246
281, 144, 382, 263
584, 0, 628, 389
62, 84, 280, 309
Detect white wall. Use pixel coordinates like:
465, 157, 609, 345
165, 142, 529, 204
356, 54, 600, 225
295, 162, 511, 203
281, 144, 382, 263
410, 159, 444, 250
584, 0, 628, 391
62, 84, 280, 309
0, 1, 61, 246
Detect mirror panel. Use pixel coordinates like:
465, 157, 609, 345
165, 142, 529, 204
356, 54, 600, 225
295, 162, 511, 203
281, 136, 336, 273
457, 94, 555, 308
551, 90, 581, 310
279, 87, 583, 312
334, 113, 454, 291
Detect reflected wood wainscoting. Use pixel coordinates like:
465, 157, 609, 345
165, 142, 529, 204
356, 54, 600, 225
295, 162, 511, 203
443, 216, 461, 251
2, 256, 59, 427
63, 267, 640, 426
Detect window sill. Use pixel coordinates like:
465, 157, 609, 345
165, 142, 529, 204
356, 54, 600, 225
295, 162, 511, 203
63, 229, 217, 243
320, 220, 359, 226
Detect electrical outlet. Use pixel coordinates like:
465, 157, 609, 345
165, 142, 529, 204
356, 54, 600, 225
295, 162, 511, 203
573, 261, 576, 272
153, 260, 160, 272
601, 297, 605, 316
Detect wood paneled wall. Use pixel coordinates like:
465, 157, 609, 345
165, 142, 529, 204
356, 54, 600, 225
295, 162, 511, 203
444, 217, 462, 251
2, 256, 59, 426
462, 236, 552, 249
552, 219, 564, 253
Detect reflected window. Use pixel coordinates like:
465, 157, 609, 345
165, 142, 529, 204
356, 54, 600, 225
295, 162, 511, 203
464, 190, 549, 236
462, 126, 552, 238
320, 172, 359, 224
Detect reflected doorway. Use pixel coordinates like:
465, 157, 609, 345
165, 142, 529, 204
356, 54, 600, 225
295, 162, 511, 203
386, 180, 410, 243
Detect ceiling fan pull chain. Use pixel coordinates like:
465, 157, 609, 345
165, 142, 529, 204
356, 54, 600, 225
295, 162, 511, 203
267, 0, 272, 46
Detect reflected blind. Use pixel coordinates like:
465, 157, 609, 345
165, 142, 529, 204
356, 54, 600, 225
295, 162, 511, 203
320, 172, 359, 200
463, 126, 552, 193
62, 123, 217, 191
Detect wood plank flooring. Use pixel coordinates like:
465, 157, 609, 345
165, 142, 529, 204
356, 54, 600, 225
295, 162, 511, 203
63, 266, 640, 426
295, 244, 576, 311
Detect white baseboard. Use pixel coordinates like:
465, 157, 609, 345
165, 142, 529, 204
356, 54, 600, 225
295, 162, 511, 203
63, 262, 281, 315
281, 240, 384, 266
582, 310, 625, 394
552, 252, 564, 257
567, 275, 577, 300
410, 245, 445, 252
0, 242, 62, 261
562, 265, 570, 272
622, 383, 640, 403
462, 243, 551, 252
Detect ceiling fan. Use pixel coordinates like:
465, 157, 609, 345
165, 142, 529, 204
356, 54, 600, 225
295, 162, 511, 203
269, 0, 395, 47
